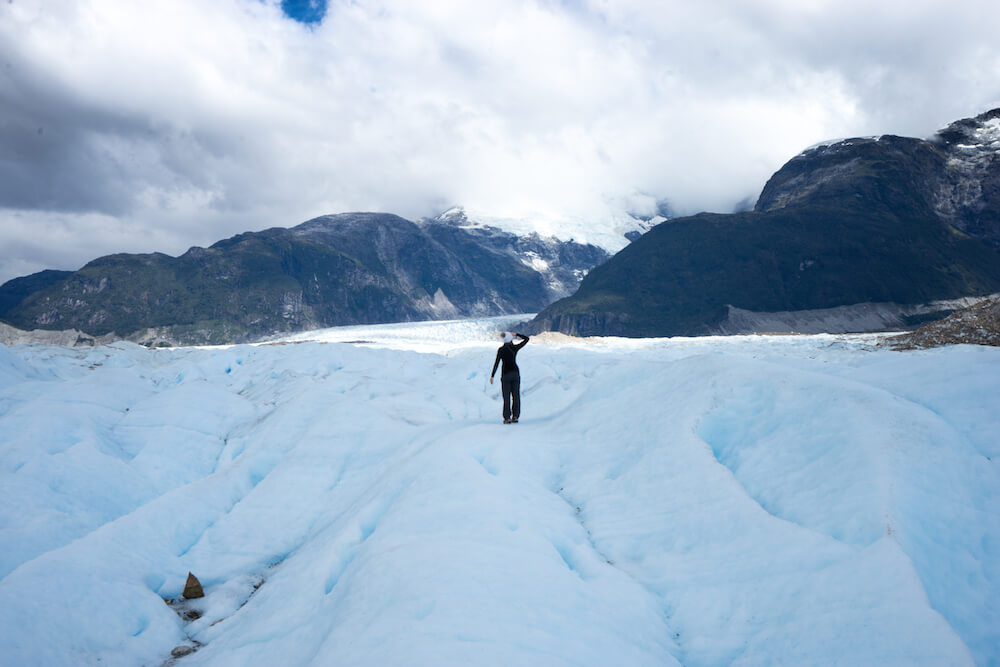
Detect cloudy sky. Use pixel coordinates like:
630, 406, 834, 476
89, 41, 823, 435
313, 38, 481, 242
1, 0, 999, 284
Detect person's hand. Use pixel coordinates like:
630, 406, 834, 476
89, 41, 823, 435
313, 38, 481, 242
490, 377, 494, 384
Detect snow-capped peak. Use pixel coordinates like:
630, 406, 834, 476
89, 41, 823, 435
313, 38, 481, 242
959, 116, 1000, 149
422, 205, 655, 253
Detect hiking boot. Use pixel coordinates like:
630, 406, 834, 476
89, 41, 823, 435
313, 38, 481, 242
503, 418, 511, 424
512, 417, 519, 423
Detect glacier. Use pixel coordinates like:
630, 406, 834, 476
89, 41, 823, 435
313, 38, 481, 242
0, 317, 997, 666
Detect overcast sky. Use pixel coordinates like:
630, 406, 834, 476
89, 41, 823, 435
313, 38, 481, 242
1, 0, 999, 284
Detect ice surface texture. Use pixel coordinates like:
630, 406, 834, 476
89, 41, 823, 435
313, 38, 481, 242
0, 321, 996, 666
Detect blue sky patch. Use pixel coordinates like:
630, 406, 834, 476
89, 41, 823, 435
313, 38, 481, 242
280, 0, 327, 25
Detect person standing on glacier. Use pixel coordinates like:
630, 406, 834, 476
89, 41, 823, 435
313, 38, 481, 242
490, 331, 530, 424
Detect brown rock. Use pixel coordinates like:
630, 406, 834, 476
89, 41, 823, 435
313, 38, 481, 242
171, 645, 196, 658
183, 572, 204, 599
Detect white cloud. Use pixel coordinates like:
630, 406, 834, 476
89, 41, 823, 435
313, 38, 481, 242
1, 0, 999, 283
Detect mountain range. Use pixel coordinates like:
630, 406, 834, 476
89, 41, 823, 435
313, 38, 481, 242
0, 213, 608, 346
526, 108, 1000, 337
4, 108, 1000, 344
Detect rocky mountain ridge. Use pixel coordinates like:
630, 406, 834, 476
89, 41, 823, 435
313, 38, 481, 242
527, 108, 1000, 337
0, 212, 608, 346
418, 208, 617, 298
424, 206, 660, 255
755, 108, 1000, 250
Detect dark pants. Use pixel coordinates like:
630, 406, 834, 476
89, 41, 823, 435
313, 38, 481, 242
501, 373, 520, 421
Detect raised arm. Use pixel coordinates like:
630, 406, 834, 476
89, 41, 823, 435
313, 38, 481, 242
513, 333, 530, 350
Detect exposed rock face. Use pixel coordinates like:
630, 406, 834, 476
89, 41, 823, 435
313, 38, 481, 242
931, 108, 1000, 252
528, 109, 1000, 338
0, 213, 608, 345
887, 296, 1000, 349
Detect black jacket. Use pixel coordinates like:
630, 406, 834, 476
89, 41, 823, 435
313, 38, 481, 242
491, 335, 529, 379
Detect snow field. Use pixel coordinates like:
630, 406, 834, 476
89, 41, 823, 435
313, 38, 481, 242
0, 325, 997, 666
